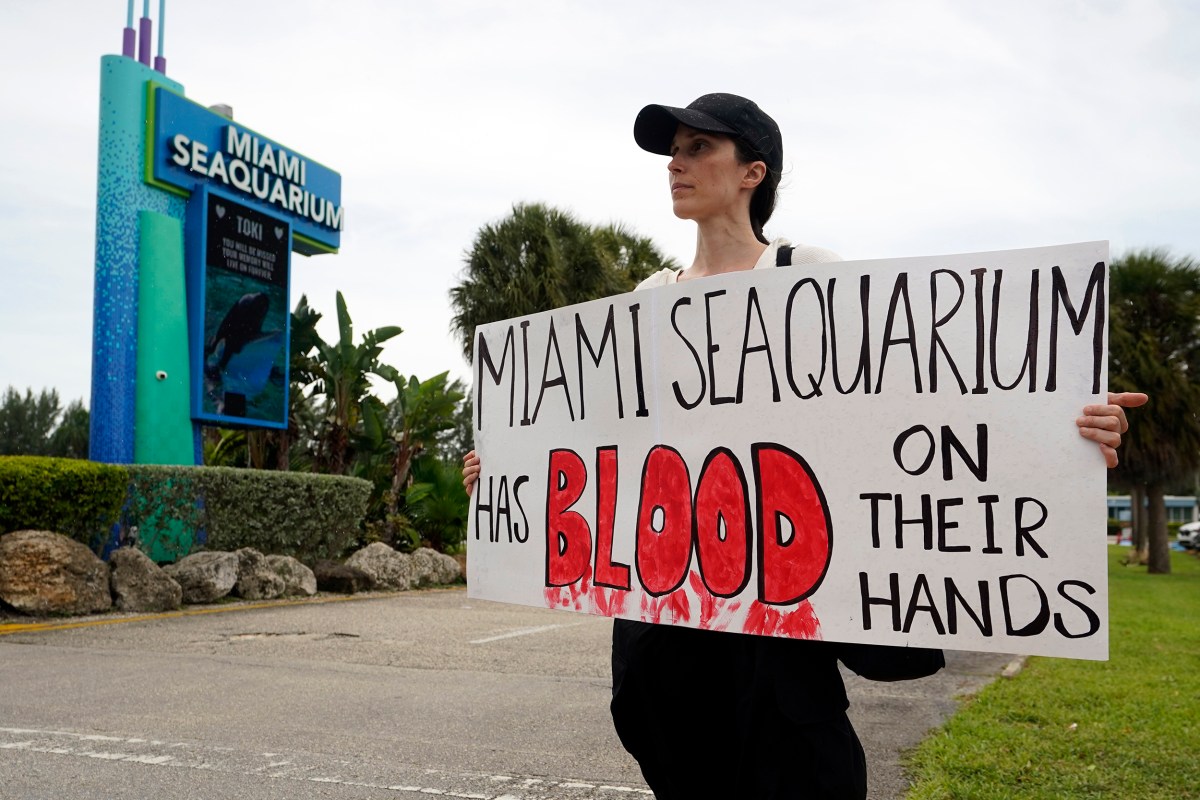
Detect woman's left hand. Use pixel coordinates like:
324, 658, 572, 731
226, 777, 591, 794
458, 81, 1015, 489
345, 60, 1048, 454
1077, 392, 1149, 468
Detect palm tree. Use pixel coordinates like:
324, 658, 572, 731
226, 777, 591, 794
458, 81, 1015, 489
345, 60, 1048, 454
406, 456, 470, 553
307, 291, 402, 475
381, 373, 464, 510
435, 395, 474, 465
594, 221, 677, 287
1109, 249, 1200, 574
449, 203, 677, 361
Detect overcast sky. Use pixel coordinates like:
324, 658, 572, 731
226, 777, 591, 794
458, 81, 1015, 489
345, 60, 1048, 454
2, 0, 1197, 408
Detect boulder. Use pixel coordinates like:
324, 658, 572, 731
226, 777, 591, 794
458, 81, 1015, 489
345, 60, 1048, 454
409, 547, 437, 587
233, 548, 285, 600
345, 542, 413, 590
163, 551, 238, 604
266, 555, 317, 597
0, 530, 112, 616
109, 547, 182, 612
433, 552, 463, 585
407, 548, 463, 586
313, 560, 373, 594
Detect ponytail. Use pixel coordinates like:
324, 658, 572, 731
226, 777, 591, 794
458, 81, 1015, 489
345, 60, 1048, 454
734, 138, 781, 245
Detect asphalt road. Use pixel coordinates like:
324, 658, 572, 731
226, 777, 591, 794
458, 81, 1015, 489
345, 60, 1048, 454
0, 590, 1013, 799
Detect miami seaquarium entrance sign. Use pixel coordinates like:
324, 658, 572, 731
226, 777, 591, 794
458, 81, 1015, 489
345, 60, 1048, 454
90, 1, 342, 555
146, 87, 342, 256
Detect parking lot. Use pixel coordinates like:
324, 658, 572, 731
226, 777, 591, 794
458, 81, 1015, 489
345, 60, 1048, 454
0, 589, 1013, 799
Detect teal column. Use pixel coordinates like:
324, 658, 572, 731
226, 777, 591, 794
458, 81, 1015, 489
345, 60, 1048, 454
135, 211, 195, 465
90, 54, 185, 464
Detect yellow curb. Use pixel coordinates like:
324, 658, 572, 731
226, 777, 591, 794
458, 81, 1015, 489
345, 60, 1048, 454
0, 591, 405, 636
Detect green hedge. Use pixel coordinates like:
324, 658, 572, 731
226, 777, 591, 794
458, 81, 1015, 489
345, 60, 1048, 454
0, 456, 127, 552
1105, 518, 1191, 541
125, 465, 371, 562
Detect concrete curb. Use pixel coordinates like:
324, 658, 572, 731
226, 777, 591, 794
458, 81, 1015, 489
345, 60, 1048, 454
1001, 654, 1029, 678
0, 586, 465, 636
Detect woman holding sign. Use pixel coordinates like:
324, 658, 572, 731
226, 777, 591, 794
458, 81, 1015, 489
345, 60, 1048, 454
462, 93, 1145, 799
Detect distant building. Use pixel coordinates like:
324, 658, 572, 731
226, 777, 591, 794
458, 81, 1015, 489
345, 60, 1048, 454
1107, 495, 1198, 523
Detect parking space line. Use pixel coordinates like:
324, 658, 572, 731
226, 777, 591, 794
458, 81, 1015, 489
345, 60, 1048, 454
469, 622, 585, 644
0, 726, 651, 798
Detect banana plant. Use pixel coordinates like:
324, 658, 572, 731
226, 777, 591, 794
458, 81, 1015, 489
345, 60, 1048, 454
381, 372, 464, 520
307, 291, 402, 475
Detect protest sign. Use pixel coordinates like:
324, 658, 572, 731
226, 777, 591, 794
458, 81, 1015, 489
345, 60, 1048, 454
467, 241, 1110, 660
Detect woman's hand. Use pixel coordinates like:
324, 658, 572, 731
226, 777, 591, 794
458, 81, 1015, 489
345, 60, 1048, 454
1077, 392, 1149, 468
462, 450, 481, 497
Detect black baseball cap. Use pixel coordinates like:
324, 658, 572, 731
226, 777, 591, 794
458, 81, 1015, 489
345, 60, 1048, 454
633, 93, 783, 173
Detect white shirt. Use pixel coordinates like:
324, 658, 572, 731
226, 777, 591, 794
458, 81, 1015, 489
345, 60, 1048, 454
634, 237, 843, 291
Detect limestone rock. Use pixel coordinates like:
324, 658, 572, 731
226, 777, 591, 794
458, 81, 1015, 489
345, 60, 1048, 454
109, 546, 182, 612
433, 552, 463, 585
234, 548, 285, 600
164, 551, 238, 604
407, 547, 462, 586
313, 560, 373, 594
266, 555, 317, 597
0, 530, 112, 615
409, 547, 437, 587
345, 542, 413, 590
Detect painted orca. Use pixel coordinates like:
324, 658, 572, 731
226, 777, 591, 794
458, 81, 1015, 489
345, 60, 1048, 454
205, 292, 270, 376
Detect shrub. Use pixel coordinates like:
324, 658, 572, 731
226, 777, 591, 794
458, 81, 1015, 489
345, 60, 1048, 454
202, 467, 371, 560
0, 456, 127, 552
405, 458, 469, 553
124, 465, 371, 562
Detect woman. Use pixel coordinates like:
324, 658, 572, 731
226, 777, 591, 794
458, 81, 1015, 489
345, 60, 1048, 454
463, 94, 1146, 799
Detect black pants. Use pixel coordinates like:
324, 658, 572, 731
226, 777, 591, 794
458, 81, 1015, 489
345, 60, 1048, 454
611, 620, 867, 800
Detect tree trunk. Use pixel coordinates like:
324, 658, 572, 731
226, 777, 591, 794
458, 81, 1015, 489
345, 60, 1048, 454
1146, 482, 1171, 574
247, 431, 266, 469
1130, 485, 1148, 559
387, 439, 414, 518
328, 423, 348, 475
277, 428, 291, 471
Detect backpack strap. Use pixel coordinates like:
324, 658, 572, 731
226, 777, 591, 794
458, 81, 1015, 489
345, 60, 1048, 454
775, 245, 794, 267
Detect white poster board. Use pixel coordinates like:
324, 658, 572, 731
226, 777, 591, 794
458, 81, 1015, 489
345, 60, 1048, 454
467, 242, 1110, 660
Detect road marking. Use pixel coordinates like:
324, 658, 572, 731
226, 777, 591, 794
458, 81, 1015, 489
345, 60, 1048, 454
0, 726, 652, 798
469, 622, 585, 644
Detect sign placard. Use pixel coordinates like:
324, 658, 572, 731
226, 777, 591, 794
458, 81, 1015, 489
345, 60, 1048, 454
147, 86, 342, 255
467, 242, 1111, 660
186, 186, 291, 429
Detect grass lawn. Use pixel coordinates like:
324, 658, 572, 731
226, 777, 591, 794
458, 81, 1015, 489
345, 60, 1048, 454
904, 546, 1200, 800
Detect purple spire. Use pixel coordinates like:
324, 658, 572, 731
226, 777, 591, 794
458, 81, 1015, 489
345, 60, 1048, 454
122, 0, 135, 57
138, 0, 151, 66
153, 0, 167, 73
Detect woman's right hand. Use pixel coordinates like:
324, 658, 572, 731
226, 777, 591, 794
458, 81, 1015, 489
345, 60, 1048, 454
462, 450, 481, 497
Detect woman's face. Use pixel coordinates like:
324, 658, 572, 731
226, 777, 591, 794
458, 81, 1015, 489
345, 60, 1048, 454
667, 125, 761, 222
